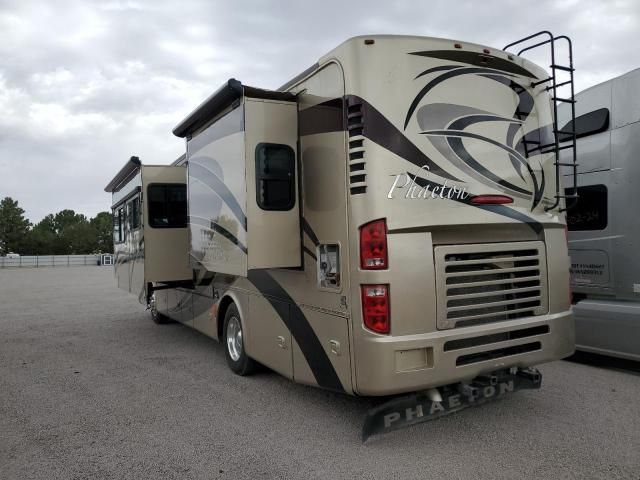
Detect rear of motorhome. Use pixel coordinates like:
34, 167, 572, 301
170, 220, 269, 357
106, 33, 575, 397
561, 68, 640, 361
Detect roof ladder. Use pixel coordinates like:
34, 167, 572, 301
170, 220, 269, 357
503, 31, 578, 212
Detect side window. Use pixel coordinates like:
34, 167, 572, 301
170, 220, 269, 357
255, 143, 295, 211
148, 184, 187, 228
113, 207, 124, 243
560, 108, 610, 141
126, 202, 132, 232
566, 185, 608, 231
129, 196, 141, 230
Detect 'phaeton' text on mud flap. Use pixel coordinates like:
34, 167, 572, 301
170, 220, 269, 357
362, 368, 542, 441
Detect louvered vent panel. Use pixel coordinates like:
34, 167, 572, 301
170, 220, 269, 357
347, 101, 366, 195
434, 241, 549, 329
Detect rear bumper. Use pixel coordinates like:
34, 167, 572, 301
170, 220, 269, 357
353, 311, 574, 396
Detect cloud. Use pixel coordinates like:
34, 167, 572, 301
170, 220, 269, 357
0, 0, 638, 222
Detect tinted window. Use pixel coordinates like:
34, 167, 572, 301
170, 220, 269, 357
560, 108, 609, 141
255, 144, 295, 210
128, 197, 141, 230
148, 184, 187, 228
113, 207, 124, 243
566, 185, 608, 231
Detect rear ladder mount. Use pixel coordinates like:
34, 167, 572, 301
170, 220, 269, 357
503, 31, 578, 212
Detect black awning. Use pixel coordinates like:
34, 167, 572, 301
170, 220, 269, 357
104, 156, 141, 193
172, 79, 295, 138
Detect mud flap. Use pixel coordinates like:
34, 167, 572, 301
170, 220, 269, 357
362, 367, 542, 442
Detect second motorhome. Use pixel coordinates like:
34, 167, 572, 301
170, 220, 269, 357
106, 33, 575, 408
561, 68, 640, 361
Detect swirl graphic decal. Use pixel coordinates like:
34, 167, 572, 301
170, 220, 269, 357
405, 59, 550, 211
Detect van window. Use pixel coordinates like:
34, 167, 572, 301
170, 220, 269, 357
255, 143, 295, 211
148, 184, 187, 228
560, 108, 609, 141
566, 185, 608, 231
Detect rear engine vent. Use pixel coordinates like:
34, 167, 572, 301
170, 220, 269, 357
456, 342, 542, 366
347, 101, 366, 195
434, 241, 549, 329
444, 325, 549, 352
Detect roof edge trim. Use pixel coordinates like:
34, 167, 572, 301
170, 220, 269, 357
172, 79, 295, 138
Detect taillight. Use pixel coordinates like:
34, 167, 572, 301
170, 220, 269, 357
471, 194, 513, 205
360, 219, 388, 269
361, 284, 390, 334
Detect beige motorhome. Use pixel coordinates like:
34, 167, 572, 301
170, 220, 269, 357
105, 156, 191, 303
106, 33, 575, 400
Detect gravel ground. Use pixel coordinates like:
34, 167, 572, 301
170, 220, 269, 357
1, 266, 639, 480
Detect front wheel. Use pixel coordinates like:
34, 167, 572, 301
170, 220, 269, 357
223, 304, 257, 375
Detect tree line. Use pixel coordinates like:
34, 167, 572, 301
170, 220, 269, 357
0, 197, 113, 256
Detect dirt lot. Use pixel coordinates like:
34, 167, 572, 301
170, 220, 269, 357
1, 266, 639, 479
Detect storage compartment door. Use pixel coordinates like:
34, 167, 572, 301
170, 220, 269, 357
245, 98, 301, 269
292, 308, 351, 393
245, 294, 293, 379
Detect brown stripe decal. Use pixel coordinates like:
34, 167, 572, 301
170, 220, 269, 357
299, 98, 344, 137
301, 217, 319, 246
346, 95, 462, 182
303, 246, 317, 261
410, 50, 538, 79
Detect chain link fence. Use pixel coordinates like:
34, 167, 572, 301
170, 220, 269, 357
0, 254, 113, 268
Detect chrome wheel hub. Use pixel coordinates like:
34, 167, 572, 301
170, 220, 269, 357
226, 316, 243, 362
149, 293, 157, 317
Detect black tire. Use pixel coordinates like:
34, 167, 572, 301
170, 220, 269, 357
223, 304, 257, 375
149, 293, 171, 324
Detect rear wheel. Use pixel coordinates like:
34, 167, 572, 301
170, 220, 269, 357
149, 292, 171, 324
223, 304, 256, 375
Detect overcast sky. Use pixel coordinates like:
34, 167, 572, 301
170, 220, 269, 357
0, 0, 638, 223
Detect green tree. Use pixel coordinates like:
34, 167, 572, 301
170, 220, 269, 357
49, 210, 91, 254
90, 212, 113, 253
25, 217, 56, 255
0, 197, 31, 255
62, 221, 96, 254
25, 209, 114, 255
52, 210, 87, 234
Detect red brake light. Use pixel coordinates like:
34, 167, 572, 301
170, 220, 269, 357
360, 219, 388, 269
361, 284, 390, 334
471, 194, 514, 205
